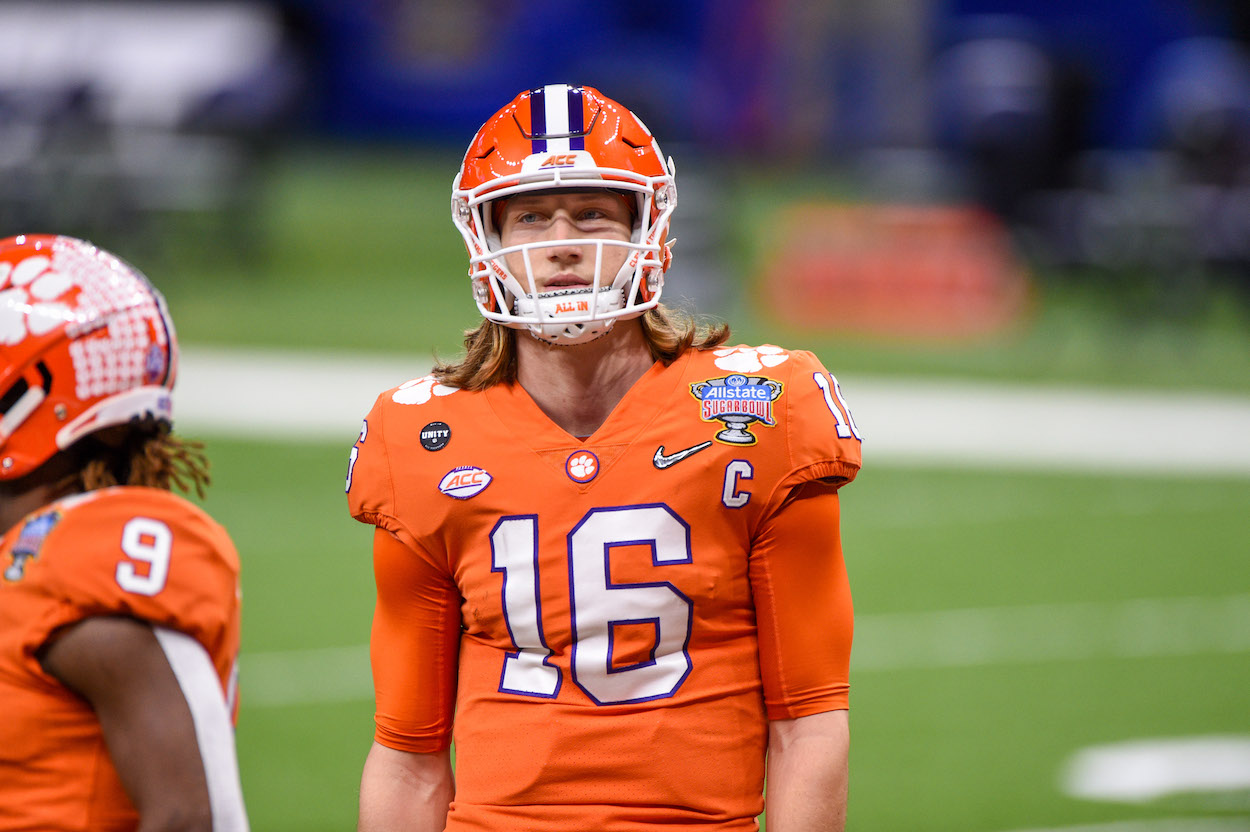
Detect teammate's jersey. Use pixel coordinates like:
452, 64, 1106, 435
348, 344, 862, 830
0, 486, 242, 832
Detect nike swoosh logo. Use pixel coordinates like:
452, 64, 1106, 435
653, 441, 714, 469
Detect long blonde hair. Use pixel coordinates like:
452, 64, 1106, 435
433, 304, 731, 391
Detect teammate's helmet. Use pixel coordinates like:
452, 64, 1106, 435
452, 84, 678, 345
0, 235, 177, 480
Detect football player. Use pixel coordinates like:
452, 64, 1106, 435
348, 84, 862, 831
0, 235, 248, 831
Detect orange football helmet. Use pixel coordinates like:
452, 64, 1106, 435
0, 235, 177, 480
452, 84, 678, 345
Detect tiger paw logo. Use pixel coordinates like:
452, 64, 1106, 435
565, 450, 599, 483
690, 374, 783, 446
0, 254, 77, 346
392, 375, 459, 406
712, 345, 789, 374
3, 510, 60, 582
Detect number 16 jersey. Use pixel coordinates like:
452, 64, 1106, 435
347, 344, 862, 831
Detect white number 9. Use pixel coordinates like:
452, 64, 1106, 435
115, 517, 173, 596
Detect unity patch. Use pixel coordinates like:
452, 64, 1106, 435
420, 421, 451, 451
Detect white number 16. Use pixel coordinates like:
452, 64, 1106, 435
491, 504, 694, 706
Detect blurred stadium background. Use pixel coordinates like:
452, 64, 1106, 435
5, 1, 1250, 829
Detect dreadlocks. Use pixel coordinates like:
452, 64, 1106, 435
72, 420, 211, 499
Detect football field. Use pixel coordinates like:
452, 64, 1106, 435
148, 148, 1250, 830
182, 350, 1250, 832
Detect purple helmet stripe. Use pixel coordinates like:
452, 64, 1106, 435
568, 86, 585, 150
530, 87, 547, 153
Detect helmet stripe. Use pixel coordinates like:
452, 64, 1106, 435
530, 86, 547, 153
528, 84, 586, 153
568, 86, 585, 150
541, 83, 571, 153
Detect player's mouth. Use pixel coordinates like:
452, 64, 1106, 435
542, 274, 592, 290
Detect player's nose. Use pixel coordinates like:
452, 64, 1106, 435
544, 218, 586, 261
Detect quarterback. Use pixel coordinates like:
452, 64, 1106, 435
0, 235, 248, 831
348, 85, 862, 831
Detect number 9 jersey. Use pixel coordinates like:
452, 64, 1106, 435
347, 345, 862, 830
0, 486, 243, 831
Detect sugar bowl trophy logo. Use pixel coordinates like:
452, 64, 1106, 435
690, 374, 783, 445
4, 510, 60, 582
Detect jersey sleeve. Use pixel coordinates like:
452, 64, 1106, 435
779, 350, 863, 492
346, 392, 420, 549
369, 528, 461, 753
19, 492, 241, 679
749, 480, 853, 720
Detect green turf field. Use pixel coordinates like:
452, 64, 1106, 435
202, 437, 1250, 831
156, 146, 1250, 830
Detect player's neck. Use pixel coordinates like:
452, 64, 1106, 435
0, 480, 76, 536
515, 320, 654, 439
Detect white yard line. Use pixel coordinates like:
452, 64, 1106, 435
174, 346, 1250, 474
1001, 821, 1250, 832
1062, 737, 1250, 803
851, 377, 1250, 475
238, 593, 1250, 708
175, 346, 428, 441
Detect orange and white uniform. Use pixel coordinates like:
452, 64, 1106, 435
0, 487, 244, 832
348, 345, 862, 830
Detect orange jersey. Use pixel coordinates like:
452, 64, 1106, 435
0, 487, 242, 832
347, 345, 862, 830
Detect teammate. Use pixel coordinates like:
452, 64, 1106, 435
347, 84, 862, 831
0, 235, 248, 831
